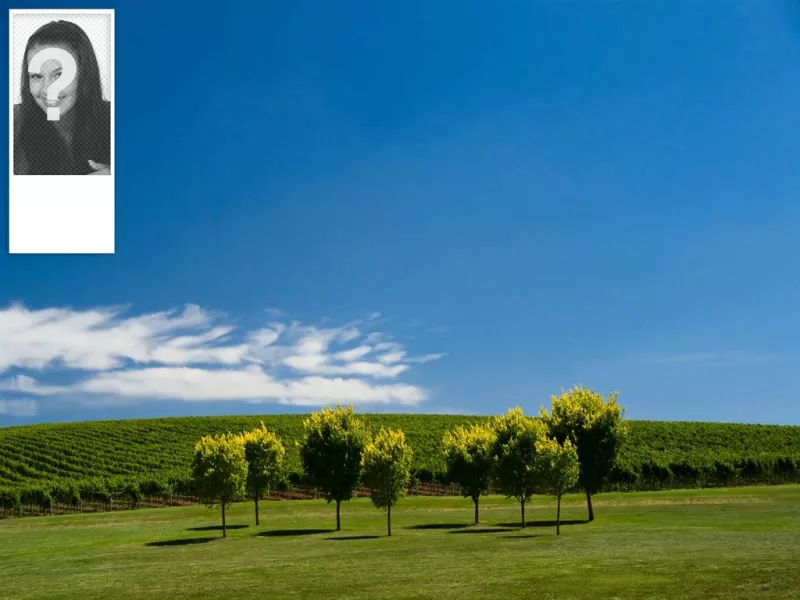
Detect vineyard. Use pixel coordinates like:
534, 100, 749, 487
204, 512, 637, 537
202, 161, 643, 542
1, 414, 799, 517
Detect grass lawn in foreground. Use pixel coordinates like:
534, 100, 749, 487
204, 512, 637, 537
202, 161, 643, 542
2, 485, 799, 599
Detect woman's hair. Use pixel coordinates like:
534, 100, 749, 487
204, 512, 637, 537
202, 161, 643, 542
17, 20, 110, 175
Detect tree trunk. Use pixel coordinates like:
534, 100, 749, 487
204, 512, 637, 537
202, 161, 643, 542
520, 499, 526, 529
387, 503, 392, 537
255, 497, 260, 526
585, 487, 594, 522
556, 495, 561, 536
336, 499, 341, 531
473, 496, 479, 525
222, 503, 227, 538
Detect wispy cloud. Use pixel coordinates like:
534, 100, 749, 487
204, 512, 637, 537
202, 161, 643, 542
0, 398, 38, 417
652, 350, 788, 367
0, 303, 446, 410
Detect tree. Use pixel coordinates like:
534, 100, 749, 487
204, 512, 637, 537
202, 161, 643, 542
241, 423, 286, 526
541, 386, 627, 521
490, 407, 548, 528
300, 405, 369, 531
191, 432, 248, 538
442, 423, 496, 525
534, 437, 580, 535
362, 427, 413, 536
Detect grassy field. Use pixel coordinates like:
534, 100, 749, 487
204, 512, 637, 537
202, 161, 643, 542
2, 485, 799, 599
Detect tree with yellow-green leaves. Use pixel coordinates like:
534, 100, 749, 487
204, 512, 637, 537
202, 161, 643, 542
300, 405, 369, 531
490, 407, 548, 528
241, 423, 285, 526
190, 432, 248, 538
540, 386, 627, 522
534, 437, 580, 535
442, 423, 496, 525
361, 427, 413, 536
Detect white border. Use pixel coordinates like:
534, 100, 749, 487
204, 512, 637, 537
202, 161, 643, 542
8, 9, 115, 254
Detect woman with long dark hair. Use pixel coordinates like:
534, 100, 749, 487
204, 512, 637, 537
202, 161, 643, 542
14, 20, 111, 175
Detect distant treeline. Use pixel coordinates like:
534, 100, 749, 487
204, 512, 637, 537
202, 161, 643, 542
1, 415, 799, 517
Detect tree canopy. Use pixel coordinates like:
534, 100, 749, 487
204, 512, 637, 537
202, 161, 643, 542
190, 432, 248, 537
535, 436, 580, 535
442, 423, 496, 524
241, 423, 286, 525
490, 407, 548, 528
541, 386, 626, 521
362, 427, 413, 536
299, 405, 369, 531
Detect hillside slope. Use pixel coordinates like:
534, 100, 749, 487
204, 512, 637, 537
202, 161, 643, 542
1, 415, 799, 494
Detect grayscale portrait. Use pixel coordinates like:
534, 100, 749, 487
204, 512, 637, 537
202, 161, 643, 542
13, 17, 111, 175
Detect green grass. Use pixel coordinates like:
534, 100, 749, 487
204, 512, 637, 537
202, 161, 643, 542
2, 485, 799, 599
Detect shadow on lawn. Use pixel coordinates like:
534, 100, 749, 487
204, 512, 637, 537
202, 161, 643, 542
496, 519, 589, 528
327, 535, 380, 541
406, 523, 471, 530
188, 524, 249, 531
502, 534, 541, 539
258, 529, 335, 537
145, 537, 216, 547
448, 527, 511, 534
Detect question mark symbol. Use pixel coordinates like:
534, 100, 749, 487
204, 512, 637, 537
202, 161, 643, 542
27, 48, 77, 121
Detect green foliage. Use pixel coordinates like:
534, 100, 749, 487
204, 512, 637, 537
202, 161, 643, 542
542, 386, 627, 495
241, 423, 286, 501
1, 413, 799, 511
490, 407, 548, 506
442, 423, 496, 501
362, 427, 413, 536
535, 437, 580, 498
300, 405, 369, 505
0, 488, 21, 513
20, 486, 52, 512
51, 481, 81, 509
362, 427, 413, 511
190, 433, 248, 509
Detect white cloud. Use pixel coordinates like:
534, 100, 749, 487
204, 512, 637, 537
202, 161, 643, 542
334, 346, 372, 362
0, 398, 38, 417
378, 350, 407, 364
407, 353, 447, 364
0, 303, 445, 408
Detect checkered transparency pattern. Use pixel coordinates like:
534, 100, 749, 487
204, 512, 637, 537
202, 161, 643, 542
12, 13, 112, 103
12, 13, 112, 176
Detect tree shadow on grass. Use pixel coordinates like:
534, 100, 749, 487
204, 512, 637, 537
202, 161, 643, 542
406, 523, 471, 530
448, 527, 511, 534
496, 519, 589, 528
188, 524, 249, 531
258, 528, 335, 537
327, 534, 380, 541
501, 534, 541, 539
145, 537, 216, 547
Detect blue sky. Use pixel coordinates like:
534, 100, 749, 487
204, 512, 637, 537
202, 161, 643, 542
2, 1, 800, 426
